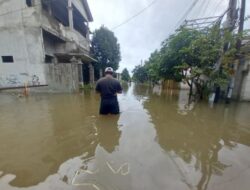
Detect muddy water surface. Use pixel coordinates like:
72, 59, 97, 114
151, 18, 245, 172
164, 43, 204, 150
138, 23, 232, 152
0, 84, 250, 190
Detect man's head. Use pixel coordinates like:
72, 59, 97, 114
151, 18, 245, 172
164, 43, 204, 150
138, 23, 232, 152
105, 67, 114, 76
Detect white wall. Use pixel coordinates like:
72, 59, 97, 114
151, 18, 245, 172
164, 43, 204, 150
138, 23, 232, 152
0, 27, 46, 87
0, 0, 46, 88
0, 0, 91, 89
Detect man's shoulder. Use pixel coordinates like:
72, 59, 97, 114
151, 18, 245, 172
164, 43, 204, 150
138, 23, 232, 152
112, 78, 120, 82
96, 77, 106, 83
97, 77, 119, 82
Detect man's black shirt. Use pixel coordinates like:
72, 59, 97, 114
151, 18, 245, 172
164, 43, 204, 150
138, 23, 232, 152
95, 76, 122, 99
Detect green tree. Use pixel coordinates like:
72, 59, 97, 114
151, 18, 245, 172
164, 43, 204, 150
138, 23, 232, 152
157, 26, 236, 97
144, 50, 162, 83
121, 68, 131, 82
91, 26, 121, 75
132, 65, 148, 83
132, 26, 240, 99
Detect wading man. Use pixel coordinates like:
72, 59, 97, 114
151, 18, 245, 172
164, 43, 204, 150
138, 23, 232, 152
96, 67, 122, 115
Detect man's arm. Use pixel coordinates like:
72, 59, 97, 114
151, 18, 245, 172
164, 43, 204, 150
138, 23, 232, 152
116, 82, 123, 94
95, 82, 100, 93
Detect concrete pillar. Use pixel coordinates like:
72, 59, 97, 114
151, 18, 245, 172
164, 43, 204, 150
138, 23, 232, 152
99, 69, 103, 78
70, 56, 82, 91
89, 63, 95, 86
48, 2, 52, 16
77, 59, 84, 87
53, 56, 58, 64
86, 22, 90, 41
68, 0, 74, 30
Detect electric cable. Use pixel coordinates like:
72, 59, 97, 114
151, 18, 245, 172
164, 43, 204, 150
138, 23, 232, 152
175, 0, 200, 29
197, 0, 210, 18
111, 0, 158, 30
209, 0, 226, 17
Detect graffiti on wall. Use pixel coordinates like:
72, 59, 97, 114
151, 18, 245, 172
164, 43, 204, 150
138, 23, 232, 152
31, 75, 40, 85
0, 73, 41, 87
6, 75, 21, 85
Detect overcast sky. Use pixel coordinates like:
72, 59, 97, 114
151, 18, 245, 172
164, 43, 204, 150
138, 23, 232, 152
88, 0, 250, 73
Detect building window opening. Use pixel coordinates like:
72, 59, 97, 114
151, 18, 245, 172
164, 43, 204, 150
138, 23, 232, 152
26, 0, 33, 7
2, 56, 14, 63
73, 5, 88, 37
45, 55, 54, 64
51, 0, 69, 26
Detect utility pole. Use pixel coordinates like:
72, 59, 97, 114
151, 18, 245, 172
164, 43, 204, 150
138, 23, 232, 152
226, 0, 238, 31
237, 0, 246, 50
232, 0, 246, 100
212, 0, 238, 103
225, 0, 238, 104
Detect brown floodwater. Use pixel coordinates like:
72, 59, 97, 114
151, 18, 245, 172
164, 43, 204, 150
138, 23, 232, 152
0, 83, 250, 190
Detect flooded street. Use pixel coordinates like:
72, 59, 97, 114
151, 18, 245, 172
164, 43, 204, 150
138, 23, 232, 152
0, 84, 250, 190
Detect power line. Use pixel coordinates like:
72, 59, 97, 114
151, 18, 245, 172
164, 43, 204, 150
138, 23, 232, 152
175, 0, 200, 29
197, 0, 210, 18
195, 0, 208, 17
209, 0, 227, 17
111, 0, 158, 30
183, 9, 229, 31
201, 0, 212, 17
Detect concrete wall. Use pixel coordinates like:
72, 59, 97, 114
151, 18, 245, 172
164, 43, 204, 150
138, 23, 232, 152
45, 63, 79, 92
0, 0, 46, 88
240, 59, 250, 101
0, 0, 92, 92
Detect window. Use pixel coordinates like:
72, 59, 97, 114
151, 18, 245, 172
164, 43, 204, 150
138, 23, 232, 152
51, 0, 69, 26
26, 0, 33, 7
45, 55, 54, 64
73, 5, 88, 37
2, 56, 14, 63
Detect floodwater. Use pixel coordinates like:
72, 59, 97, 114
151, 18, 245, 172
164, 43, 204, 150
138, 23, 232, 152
0, 84, 250, 190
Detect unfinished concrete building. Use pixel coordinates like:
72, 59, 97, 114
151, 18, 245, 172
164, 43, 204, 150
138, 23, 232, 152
0, 0, 96, 92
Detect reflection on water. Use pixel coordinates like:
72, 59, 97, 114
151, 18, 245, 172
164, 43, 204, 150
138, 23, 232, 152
135, 84, 250, 190
0, 84, 250, 190
96, 115, 121, 153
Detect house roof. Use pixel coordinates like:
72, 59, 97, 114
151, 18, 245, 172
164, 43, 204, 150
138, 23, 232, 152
81, 0, 93, 22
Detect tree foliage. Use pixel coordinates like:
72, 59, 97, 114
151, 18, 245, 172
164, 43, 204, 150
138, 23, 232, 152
132, 65, 148, 83
132, 26, 240, 98
91, 26, 121, 73
121, 68, 131, 82
159, 27, 225, 87
144, 50, 162, 83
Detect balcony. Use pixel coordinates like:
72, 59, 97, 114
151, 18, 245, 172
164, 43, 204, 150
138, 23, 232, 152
41, 0, 89, 49
42, 0, 89, 38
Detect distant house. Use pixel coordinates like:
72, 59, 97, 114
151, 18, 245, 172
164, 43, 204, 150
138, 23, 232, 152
0, 0, 96, 92
116, 73, 122, 81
